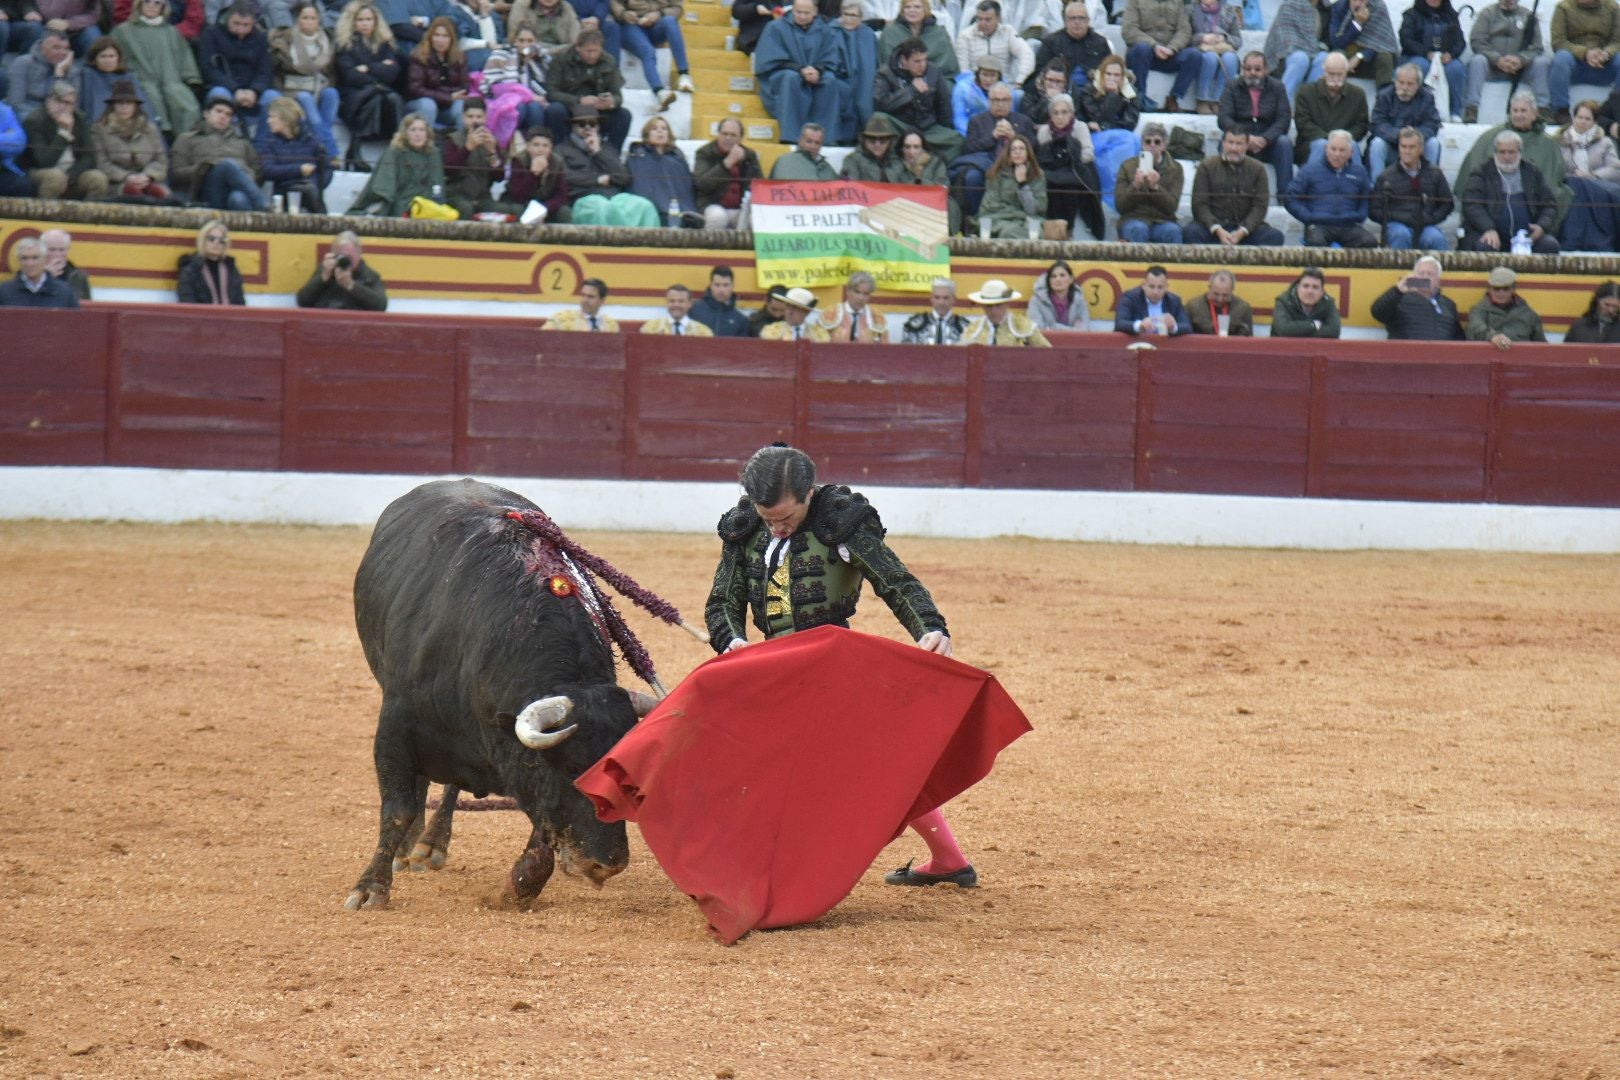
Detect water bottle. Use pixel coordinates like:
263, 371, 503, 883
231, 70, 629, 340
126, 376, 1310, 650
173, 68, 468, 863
431, 182, 444, 202
1510, 229, 1531, 256
739, 189, 752, 228
668, 198, 681, 228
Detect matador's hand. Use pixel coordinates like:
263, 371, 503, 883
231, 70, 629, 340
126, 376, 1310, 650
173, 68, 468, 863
916, 631, 953, 657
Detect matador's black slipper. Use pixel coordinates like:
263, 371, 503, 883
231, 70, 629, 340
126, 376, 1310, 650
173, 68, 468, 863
883, 859, 978, 888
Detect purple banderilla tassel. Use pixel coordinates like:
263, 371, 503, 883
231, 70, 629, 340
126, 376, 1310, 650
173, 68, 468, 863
503, 507, 674, 689
505, 507, 683, 624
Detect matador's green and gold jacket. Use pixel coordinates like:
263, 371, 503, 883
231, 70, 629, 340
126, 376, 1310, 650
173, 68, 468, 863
703, 485, 948, 652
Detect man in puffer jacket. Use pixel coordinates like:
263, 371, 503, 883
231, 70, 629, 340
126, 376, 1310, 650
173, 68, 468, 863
689, 266, 751, 337
7, 31, 81, 121
1283, 128, 1375, 246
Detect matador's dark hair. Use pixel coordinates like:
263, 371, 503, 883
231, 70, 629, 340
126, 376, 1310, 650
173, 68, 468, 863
741, 444, 815, 506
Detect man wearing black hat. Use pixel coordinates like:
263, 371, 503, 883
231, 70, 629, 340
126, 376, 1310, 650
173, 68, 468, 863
558, 101, 659, 226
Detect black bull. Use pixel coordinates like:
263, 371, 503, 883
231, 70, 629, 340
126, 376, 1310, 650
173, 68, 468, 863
344, 478, 645, 911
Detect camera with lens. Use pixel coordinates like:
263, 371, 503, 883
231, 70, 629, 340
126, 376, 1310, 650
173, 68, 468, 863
335, 255, 353, 270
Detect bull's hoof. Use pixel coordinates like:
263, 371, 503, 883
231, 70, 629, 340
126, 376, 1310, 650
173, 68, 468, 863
342, 884, 390, 911
500, 844, 555, 909
407, 841, 448, 872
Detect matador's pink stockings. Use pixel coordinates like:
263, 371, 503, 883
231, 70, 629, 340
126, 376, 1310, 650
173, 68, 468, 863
909, 808, 968, 874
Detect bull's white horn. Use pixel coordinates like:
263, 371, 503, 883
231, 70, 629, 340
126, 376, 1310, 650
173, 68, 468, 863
514, 696, 577, 749
627, 690, 659, 718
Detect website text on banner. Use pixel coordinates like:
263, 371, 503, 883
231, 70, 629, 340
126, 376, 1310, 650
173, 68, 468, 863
750, 181, 950, 293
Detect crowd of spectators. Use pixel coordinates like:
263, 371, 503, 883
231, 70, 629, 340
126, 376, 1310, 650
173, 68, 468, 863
5, 0, 1620, 248
0, 0, 704, 219
737, 0, 1620, 248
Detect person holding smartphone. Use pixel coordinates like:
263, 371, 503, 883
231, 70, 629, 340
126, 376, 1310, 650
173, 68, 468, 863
1370, 254, 1463, 339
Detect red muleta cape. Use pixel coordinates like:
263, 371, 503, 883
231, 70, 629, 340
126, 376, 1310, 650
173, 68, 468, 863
574, 625, 1032, 943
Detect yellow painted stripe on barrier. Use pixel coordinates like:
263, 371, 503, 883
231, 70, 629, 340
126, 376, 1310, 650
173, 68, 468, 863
0, 217, 1603, 329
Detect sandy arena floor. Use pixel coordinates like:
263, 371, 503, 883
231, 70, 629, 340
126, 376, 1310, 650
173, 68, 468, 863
0, 516, 1616, 1078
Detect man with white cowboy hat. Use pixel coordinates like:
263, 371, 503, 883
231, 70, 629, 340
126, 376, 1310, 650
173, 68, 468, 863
759, 287, 833, 341
960, 278, 1051, 345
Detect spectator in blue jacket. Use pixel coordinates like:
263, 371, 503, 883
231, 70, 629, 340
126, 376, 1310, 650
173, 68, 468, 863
1398, 0, 1466, 120
1285, 128, 1376, 245
1368, 62, 1441, 177
689, 265, 753, 336
254, 93, 331, 210
0, 99, 32, 195
199, 1, 274, 125
1114, 264, 1191, 335
625, 114, 697, 220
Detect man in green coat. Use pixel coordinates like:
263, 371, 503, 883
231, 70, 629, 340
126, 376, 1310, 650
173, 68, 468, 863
1270, 266, 1343, 337
1467, 266, 1547, 347
768, 122, 839, 180
839, 116, 907, 182
705, 444, 978, 889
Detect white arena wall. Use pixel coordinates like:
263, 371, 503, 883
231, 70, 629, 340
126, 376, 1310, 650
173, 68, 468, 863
3, 466, 1618, 554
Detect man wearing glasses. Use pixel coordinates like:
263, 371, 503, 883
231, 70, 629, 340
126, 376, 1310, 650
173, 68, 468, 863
1114, 120, 1185, 243
839, 115, 908, 181
1029, 1, 1112, 93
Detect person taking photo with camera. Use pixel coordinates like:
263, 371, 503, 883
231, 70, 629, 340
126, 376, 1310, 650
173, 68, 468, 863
295, 229, 390, 310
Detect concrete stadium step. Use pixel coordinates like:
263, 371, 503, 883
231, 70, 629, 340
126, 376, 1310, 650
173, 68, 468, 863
681, 1, 735, 27
683, 23, 736, 49
688, 46, 752, 73
689, 67, 758, 93
690, 91, 767, 119
693, 113, 780, 141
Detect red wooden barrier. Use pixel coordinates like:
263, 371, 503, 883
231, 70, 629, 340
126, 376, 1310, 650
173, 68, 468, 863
3, 305, 1617, 509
